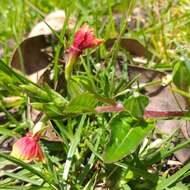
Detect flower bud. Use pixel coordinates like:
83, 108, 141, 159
69, 23, 103, 57
11, 132, 44, 162
65, 23, 103, 81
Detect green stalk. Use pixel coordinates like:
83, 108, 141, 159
65, 53, 78, 82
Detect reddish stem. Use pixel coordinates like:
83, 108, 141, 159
95, 104, 187, 118
95, 103, 124, 113
144, 110, 186, 118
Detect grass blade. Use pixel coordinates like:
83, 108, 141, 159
62, 115, 86, 183
156, 162, 190, 190
0, 153, 51, 185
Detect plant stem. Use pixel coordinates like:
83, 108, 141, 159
95, 103, 187, 118
65, 53, 78, 82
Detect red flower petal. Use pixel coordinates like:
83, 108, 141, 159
69, 23, 103, 56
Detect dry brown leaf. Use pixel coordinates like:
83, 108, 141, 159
175, 147, 190, 164
105, 38, 150, 58
29, 10, 75, 37
11, 10, 76, 83
11, 35, 51, 75
128, 65, 190, 163
44, 126, 62, 142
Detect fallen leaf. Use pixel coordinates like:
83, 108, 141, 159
11, 9, 76, 83
128, 65, 190, 164
105, 38, 150, 58
11, 35, 51, 75
29, 10, 75, 38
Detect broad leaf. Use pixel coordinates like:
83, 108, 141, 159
64, 93, 97, 113
103, 114, 154, 163
173, 60, 190, 91
124, 94, 149, 118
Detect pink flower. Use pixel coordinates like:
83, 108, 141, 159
65, 23, 103, 81
69, 23, 104, 56
11, 132, 44, 162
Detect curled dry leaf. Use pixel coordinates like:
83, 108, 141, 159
128, 65, 190, 163
127, 65, 187, 112
11, 34, 52, 76
128, 65, 165, 96
105, 38, 151, 58
29, 10, 75, 38
44, 127, 62, 142
11, 10, 76, 83
175, 147, 190, 164
0, 137, 16, 152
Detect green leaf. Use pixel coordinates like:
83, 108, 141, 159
0, 153, 51, 185
43, 85, 68, 106
64, 93, 97, 113
168, 182, 188, 190
0, 186, 52, 190
62, 115, 86, 184
123, 94, 149, 118
0, 127, 16, 136
20, 84, 50, 101
145, 135, 190, 166
172, 87, 190, 98
4, 171, 42, 186
156, 162, 190, 190
67, 79, 85, 97
103, 114, 154, 163
173, 60, 190, 91
83, 172, 98, 190
0, 59, 30, 85
32, 102, 63, 117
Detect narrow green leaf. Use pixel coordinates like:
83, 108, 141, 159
168, 182, 188, 190
156, 162, 190, 190
83, 172, 98, 190
0, 186, 52, 190
0, 127, 16, 136
4, 171, 42, 186
171, 87, 190, 99
0, 59, 32, 85
62, 115, 86, 182
20, 84, 49, 101
32, 102, 63, 117
0, 153, 51, 185
145, 135, 190, 166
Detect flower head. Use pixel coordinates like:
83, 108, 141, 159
65, 23, 103, 81
11, 132, 44, 162
69, 23, 103, 56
